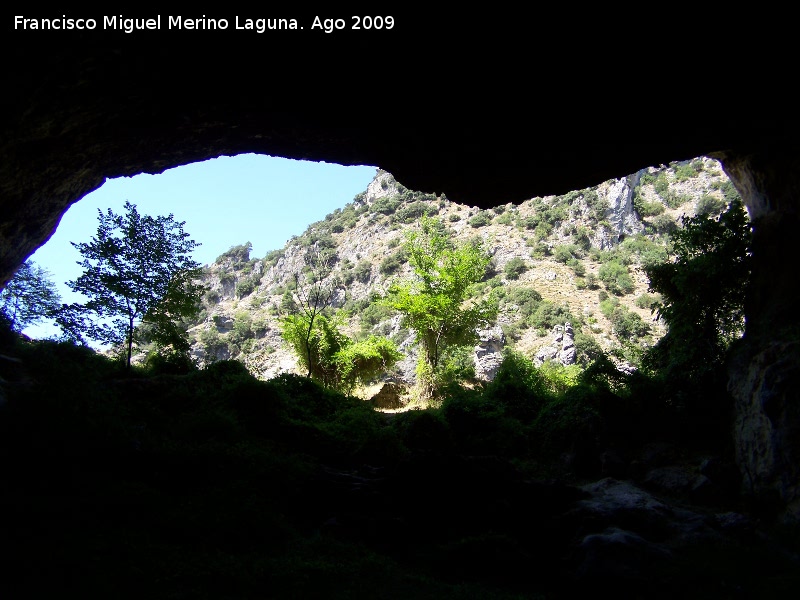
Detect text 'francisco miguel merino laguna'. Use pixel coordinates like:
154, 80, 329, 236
14, 16, 305, 33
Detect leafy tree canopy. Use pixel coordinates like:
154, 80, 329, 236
280, 311, 401, 394
0, 260, 61, 333
381, 216, 498, 399
62, 201, 205, 368
643, 198, 751, 382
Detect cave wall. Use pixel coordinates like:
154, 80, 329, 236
714, 148, 800, 522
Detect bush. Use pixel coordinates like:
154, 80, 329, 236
609, 307, 650, 341
696, 194, 727, 216
553, 244, 580, 264
598, 260, 635, 295
635, 293, 661, 310
712, 179, 740, 203
503, 257, 528, 280
674, 163, 697, 182
651, 214, 678, 235
484, 350, 550, 420
396, 201, 437, 223
528, 300, 575, 333
653, 172, 670, 197
379, 249, 407, 275
236, 274, 261, 298
354, 260, 372, 283
494, 212, 514, 226
469, 211, 492, 228
633, 191, 665, 217
567, 258, 585, 277
144, 348, 198, 375
216, 242, 252, 265
371, 196, 400, 215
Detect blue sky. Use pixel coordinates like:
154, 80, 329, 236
22, 154, 378, 339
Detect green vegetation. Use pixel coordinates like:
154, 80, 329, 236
280, 245, 342, 379
216, 241, 253, 265
503, 257, 528, 280
59, 201, 205, 369
353, 259, 372, 283
281, 311, 400, 394
643, 199, 751, 387
633, 186, 665, 217
0, 260, 61, 333
468, 210, 492, 228
279, 242, 400, 393
379, 248, 407, 276
553, 243, 582, 264
381, 217, 498, 399
597, 260, 635, 295
696, 193, 727, 216
599, 296, 651, 342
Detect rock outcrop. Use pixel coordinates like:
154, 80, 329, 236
534, 322, 577, 367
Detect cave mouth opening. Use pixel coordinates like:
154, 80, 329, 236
19, 154, 379, 341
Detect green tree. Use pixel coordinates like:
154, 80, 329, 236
0, 260, 62, 332
287, 244, 342, 378
381, 216, 497, 399
64, 201, 205, 369
280, 311, 401, 394
643, 199, 751, 382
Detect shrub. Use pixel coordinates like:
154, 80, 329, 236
574, 331, 604, 366
712, 179, 740, 203
392, 409, 453, 453
235, 274, 261, 298
396, 201, 437, 223
674, 163, 696, 182
635, 292, 661, 310
504, 257, 528, 280
359, 302, 394, 334
609, 307, 650, 341
379, 249, 407, 275
696, 194, 727, 216
494, 211, 514, 226
598, 260, 635, 295
484, 350, 551, 420
144, 348, 198, 375
354, 260, 372, 283
653, 172, 670, 197
528, 300, 575, 333
216, 242, 252, 265
567, 258, 586, 277
633, 191, 665, 217
651, 214, 678, 235
553, 244, 580, 264
690, 158, 706, 172
371, 196, 400, 215
469, 211, 492, 228
666, 192, 692, 209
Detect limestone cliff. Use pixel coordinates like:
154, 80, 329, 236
182, 156, 736, 393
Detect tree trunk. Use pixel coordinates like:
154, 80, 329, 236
127, 317, 134, 370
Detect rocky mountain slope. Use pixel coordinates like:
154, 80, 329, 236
182, 156, 739, 396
